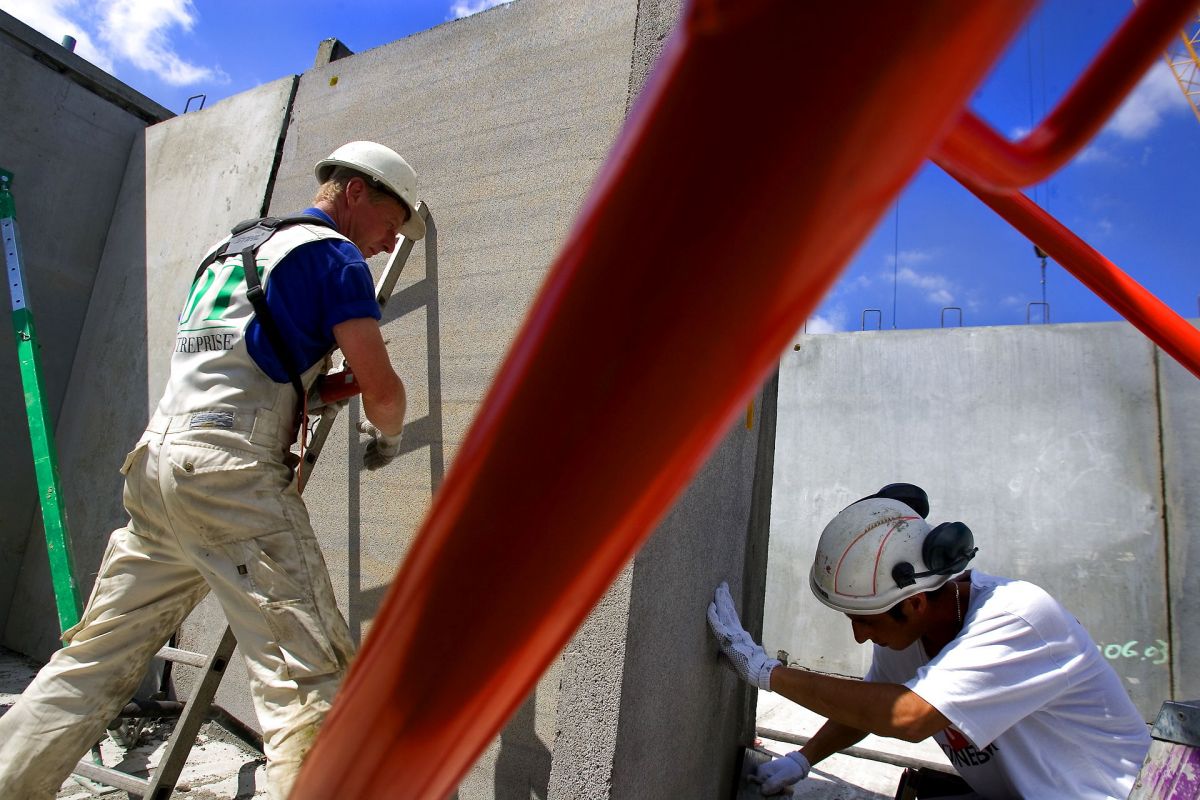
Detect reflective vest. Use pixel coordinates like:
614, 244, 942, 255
156, 217, 353, 446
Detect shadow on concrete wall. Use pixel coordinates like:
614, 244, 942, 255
495, 692, 551, 799
345, 214, 445, 642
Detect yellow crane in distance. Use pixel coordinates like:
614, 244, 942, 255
1164, 13, 1200, 124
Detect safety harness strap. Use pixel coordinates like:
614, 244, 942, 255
241, 246, 305, 402
191, 214, 335, 283
189, 213, 337, 404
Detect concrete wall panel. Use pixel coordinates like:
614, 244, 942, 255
1159, 326, 1200, 701
232, 1, 642, 793
613, 378, 776, 799
0, 11, 167, 652
2, 136, 151, 658
267, 0, 638, 627
765, 323, 1172, 719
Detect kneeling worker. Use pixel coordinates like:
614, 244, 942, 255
708, 484, 1149, 798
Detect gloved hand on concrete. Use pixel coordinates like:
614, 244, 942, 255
751, 751, 811, 795
706, 581, 780, 691
358, 421, 403, 470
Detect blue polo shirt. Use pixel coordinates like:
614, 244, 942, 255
244, 208, 381, 382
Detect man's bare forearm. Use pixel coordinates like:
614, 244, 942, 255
800, 719, 868, 766
769, 666, 948, 742
361, 377, 406, 436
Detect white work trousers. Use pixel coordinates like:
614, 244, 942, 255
0, 414, 355, 799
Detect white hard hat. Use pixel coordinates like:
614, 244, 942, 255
315, 141, 425, 240
809, 496, 976, 615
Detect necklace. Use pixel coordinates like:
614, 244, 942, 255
953, 580, 963, 626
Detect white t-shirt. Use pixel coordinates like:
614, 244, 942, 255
866, 572, 1150, 799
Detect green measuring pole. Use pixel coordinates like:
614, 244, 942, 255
1, 168, 81, 634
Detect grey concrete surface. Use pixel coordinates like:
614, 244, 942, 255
142, 77, 300, 406
547, 374, 776, 800
2, 134, 153, 661
626, 0, 684, 110
254, 1, 645, 795
267, 0, 639, 613
0, 10, 169, 656
764, 322, 1184, 720
613, 376, 777, 799
1159, 324, 1200, 701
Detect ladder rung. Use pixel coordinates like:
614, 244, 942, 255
73, 759, 149, 794
156, 645, 208, 668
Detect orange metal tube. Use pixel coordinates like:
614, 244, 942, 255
941, 163, 1200, 380
934, 0, 1197, 191
291, 2, 1036, 797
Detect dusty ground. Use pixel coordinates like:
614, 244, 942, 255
1, 646, 268, 799
5, 646, 952, 799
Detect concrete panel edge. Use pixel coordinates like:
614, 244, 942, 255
0, 9, 172, 124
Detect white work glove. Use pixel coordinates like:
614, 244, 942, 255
358, 421, 402, 470
707, 581, 780, 691
751, 751, 811, 795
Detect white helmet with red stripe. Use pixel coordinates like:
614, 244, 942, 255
809, 495, 948, 615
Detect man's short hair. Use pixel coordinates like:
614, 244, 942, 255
314, 166, 397, 206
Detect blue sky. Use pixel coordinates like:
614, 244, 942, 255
3, 0, 1196, 332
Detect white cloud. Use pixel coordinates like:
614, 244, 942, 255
1075, 143, 1114, 165
804, 307, 847, 335
97, 0, 224, 86
896, 266, 955, 305
885, 248, 935, 268
928, 288, 954, 306
450, 0, 512, 19
1103, 61, 1188, 140
829, 273, 871, 298
0, 0, 224, 86
1, 0, 113, 71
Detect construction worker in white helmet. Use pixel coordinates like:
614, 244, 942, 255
0, 141, 423, 799
708, 483, 1150, 799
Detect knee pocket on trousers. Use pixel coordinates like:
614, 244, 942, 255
261, 598, 341, 680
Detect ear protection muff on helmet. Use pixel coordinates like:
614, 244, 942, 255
843, 482, 930, 518
866, 483, 930, 519
891, 521, 978, 588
